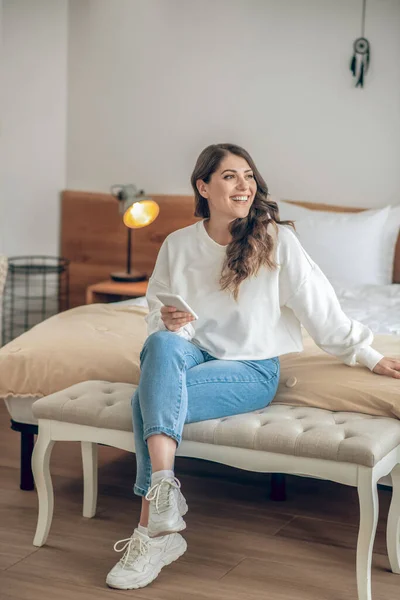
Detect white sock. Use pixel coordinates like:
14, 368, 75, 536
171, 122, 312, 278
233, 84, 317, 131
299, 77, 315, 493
151, 469, 174, 485
137, 524, 149, 536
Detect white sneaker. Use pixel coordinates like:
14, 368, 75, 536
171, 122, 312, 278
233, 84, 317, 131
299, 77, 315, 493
106, 528, 187, 590
145, 476, 188, 538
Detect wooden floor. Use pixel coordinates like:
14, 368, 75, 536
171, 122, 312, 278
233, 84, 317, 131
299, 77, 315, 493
0, 401, 399, 600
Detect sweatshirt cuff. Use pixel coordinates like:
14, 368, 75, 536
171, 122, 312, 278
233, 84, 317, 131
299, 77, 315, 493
156, 316, 194, 340
175, 322, 195, 341
355, 347, 385, 371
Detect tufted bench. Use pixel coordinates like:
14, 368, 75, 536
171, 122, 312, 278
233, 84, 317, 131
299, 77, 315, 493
31, 380, 400, 600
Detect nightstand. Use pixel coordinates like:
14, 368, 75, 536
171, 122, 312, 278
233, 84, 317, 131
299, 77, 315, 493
86, 280, 148, 304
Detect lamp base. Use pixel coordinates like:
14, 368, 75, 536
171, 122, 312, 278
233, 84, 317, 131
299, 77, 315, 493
110, 270, 147, 283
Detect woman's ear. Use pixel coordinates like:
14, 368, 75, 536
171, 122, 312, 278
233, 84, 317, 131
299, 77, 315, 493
196, 179, 208, 198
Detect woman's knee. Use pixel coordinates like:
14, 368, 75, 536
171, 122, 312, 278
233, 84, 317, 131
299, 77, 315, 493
140, 330, 183, 360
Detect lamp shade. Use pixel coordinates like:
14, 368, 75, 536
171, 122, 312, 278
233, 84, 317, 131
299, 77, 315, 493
123, 199, 159, 229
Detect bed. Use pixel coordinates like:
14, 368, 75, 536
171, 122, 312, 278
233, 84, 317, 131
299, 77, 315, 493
2, 191, 400, 489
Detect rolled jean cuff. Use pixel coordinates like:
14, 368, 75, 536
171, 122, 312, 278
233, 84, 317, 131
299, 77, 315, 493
134, 484, 149, 497
143, 426, 182, 448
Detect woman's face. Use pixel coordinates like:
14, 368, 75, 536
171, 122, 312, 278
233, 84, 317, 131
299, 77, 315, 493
197, 153, 257, 222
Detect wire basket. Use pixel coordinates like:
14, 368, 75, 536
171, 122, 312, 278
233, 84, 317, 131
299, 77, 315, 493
1, 256, 70, 346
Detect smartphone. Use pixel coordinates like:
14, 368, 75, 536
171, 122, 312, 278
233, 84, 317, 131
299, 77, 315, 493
156, 293, 199, 320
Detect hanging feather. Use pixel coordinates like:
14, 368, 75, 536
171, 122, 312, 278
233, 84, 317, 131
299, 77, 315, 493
357, 60, 365, 88
350, 53, 357, 76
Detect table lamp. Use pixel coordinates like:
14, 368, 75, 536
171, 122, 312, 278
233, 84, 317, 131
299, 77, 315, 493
110, 184, 159, 282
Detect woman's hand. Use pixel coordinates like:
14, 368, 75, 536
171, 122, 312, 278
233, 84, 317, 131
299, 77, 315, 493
160, 305, 195, 332
372, 357, 400, 379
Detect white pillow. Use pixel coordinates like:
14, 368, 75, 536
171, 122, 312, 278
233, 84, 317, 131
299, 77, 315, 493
276, 201, 398, 286
387, 205, 400, 281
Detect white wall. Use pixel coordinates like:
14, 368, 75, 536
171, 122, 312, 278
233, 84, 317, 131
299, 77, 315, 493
1, 0, 399, 258
1, 0, 68, 256
67, 0, 400, 208
0, 0, 4, 254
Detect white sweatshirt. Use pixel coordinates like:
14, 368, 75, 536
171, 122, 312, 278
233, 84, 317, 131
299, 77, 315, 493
145, 219, 384, 371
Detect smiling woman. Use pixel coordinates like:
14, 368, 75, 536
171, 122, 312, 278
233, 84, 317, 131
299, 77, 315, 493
104, 142, 399, 591
190, 143, 294, 300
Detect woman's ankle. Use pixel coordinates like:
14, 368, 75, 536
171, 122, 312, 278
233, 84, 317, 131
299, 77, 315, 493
139, 497, 150, 527
151, 469, 174, 482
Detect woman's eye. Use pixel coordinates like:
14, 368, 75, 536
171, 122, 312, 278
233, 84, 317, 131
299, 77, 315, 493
223, 173, 254, 180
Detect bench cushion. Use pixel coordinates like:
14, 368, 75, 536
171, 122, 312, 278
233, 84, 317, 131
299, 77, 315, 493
32, 381, 400, 468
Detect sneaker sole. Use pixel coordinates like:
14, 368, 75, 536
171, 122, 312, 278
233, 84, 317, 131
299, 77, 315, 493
106, 538, 187, 590
148, 515, 187, 538
148, 495, 188, 538
179, 499, 188, 516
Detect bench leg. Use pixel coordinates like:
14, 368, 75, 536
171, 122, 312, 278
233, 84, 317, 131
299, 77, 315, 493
20, 430, 35, 491
270, 473, 286, 501
81, 442, 98, 518
32, 421, 55, 547
10, 421, 38, 490
387, 464, 400, 574
356, 468, 379, 600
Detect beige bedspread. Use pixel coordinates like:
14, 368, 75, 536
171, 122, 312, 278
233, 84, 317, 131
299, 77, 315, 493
0, 304, 398, 418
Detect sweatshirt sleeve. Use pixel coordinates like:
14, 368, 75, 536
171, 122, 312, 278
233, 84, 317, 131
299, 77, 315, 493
277, 226, 384, 371
145, 240, 195, 341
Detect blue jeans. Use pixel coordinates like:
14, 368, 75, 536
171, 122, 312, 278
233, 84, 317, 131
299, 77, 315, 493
132, 331, 280, 496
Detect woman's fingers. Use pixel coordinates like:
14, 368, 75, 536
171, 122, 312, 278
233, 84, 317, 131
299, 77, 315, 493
384, 368, 400, 379
373, 358, 400, 379
164, 317, 193, 332
160, 305, 176, 316
161, 306, 191, 319
160, 305, 194, 331
388, 359, 400, 378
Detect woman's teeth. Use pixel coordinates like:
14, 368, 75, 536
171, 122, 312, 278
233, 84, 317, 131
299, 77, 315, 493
231, 196, 248, 202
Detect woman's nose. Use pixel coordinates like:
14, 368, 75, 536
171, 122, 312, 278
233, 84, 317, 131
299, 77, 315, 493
236, 177, 248, 190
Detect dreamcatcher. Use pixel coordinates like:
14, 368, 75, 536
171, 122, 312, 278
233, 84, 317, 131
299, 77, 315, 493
350, 0, 371, 88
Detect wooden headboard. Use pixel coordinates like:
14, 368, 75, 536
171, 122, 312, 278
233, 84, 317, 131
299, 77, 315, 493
61, 191, 400, 308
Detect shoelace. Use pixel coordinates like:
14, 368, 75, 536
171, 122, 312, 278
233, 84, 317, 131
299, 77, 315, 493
113, 534, 149, 568
145, 476, 181, 514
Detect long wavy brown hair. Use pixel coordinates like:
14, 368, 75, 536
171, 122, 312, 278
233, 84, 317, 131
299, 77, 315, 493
190, 143, 295, 300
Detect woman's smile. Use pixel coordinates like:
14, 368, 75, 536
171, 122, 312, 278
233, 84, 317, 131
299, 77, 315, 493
230, 194, 251, 204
